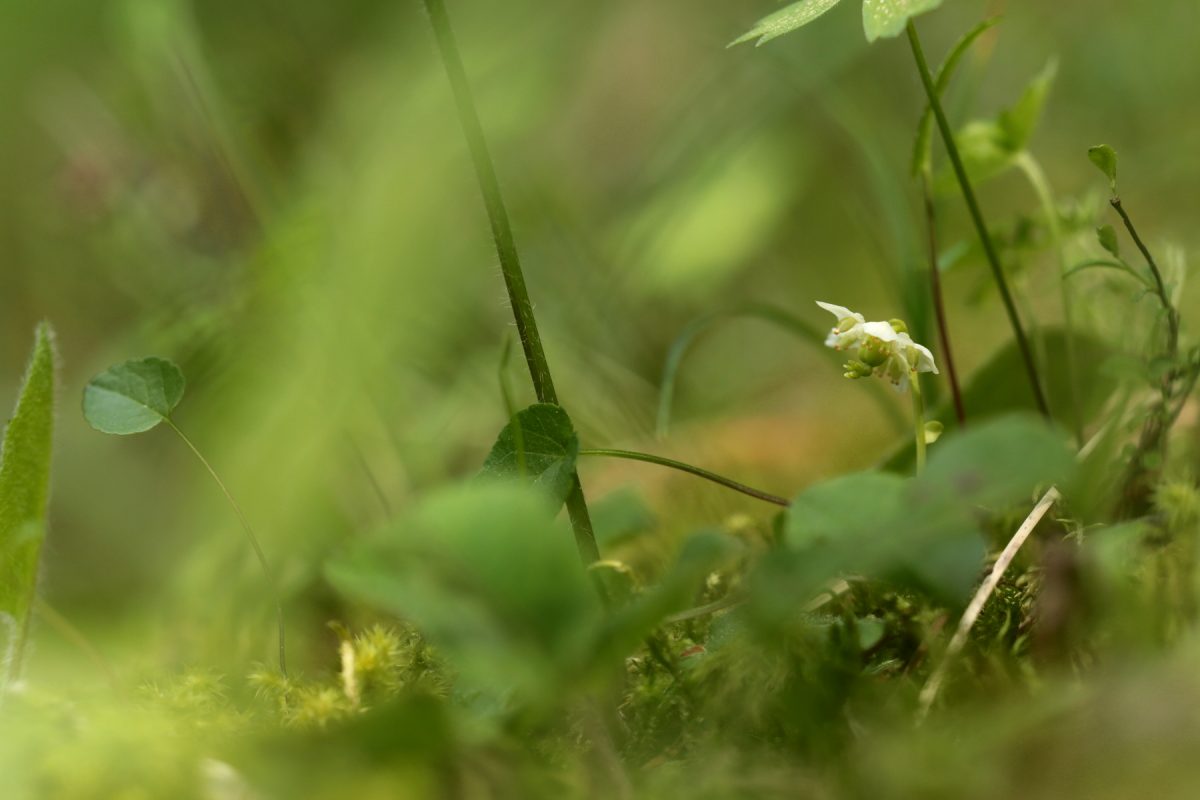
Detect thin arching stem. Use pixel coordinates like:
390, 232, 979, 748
1110, 198, 1179, 356
423, 0, 600, 566
578, 448, 789, 507
165, 420, 287, 675
906, 20, 1050, 419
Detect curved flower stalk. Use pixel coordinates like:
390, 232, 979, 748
819, 302, 940, 472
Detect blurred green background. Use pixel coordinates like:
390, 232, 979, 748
2, 0, 1197, 669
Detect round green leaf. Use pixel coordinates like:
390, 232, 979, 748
480, 403, 579, 507
83, 357, 186, 435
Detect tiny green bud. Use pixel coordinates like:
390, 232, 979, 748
923, 420, 944, 444
843, 360, 873, 379
888, 319, 908, 334
1097, 224, 1120, 257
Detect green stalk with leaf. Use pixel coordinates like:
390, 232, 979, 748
422, 0, 601, 566
83, 357, 288, 675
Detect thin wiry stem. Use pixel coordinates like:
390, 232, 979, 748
906, 20, 1050, 419
165, 420, 287, 676
1110, 198, 1179, 356
423, 0, 600, 565
920, 175, 966, 426
578, 448, 789, 507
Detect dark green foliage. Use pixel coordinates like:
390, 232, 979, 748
481, 403, 580, 508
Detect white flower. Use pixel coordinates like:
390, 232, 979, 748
815, 301, 867, 350
816, 301, 939, 393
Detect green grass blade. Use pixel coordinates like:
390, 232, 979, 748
0, 323, 58, 682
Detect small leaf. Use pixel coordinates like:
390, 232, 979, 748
481, 403, 579, 507
1088, 144, 1118, 192
941, 60, 1056, 187
83, 357, 185, 435
731, 0, 845, 47
997, 59, 1058, 153
863, 0, 943, 43
1097, 225, 1120, 258
0, 323, 58, 678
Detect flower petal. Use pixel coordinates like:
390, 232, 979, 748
911, 342, 939, 374
816, 301, 857, 321
861, 320, 900, 342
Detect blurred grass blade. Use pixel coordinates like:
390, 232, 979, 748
911, 17, 1002, 177
656, 303, 905, 438
0, 323, 58, 683
731, 0, 845, 47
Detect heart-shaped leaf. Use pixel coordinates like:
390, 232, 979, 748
0, 323, 58, 680
731, 0, 845, 47
862, 0, 943, 43
82, 357, 185, 435
481, 403, 580, 507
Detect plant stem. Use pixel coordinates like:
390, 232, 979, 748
165, 420, 287, 675
1107, 195, 1183, 518
906, 20, 1050, 419
1110, 197, 1179, 356
1015, 152, 1083, 442
910, 372, 927, 475
920, 173, 966, 426
423, 0, 600, 565
578, 448, 790, 507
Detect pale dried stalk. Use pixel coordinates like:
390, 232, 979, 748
916, 486, 1061, 721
